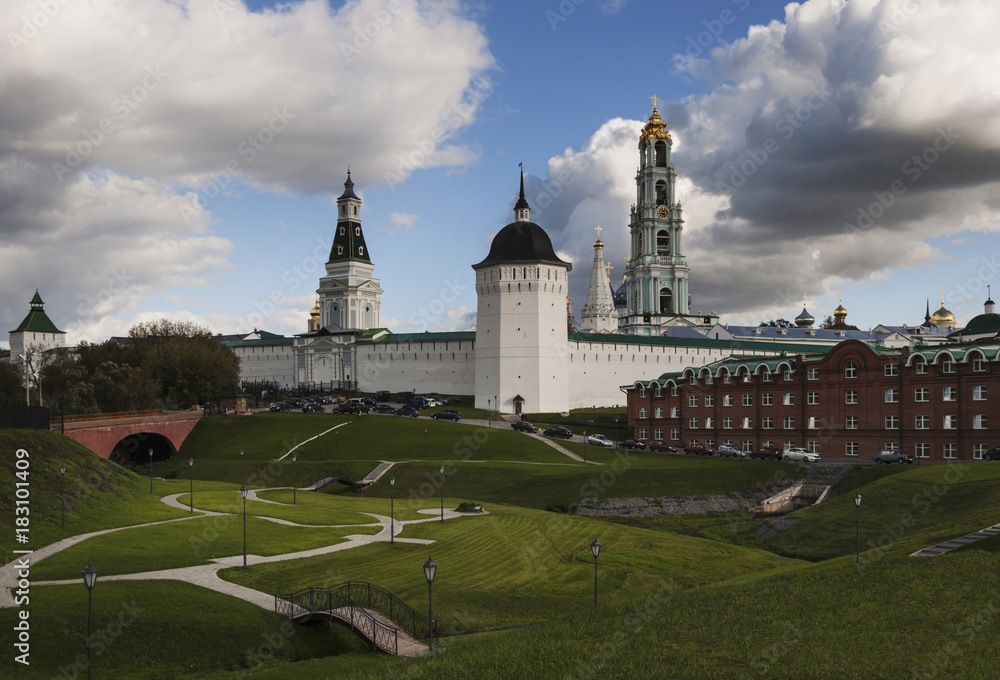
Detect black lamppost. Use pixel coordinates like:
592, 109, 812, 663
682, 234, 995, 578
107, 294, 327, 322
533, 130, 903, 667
423, 556, 437, 652
59, 463, 66, 529
591, 539, 602, 608
439, 465, 445, 522
424, 428, 428, 459
148, 448, 153, 494
390, 476, 395, 544
292, 453, 297, 505
82, 563, 98, 680
614, 417, 619, 449
335, 431, 339, 460
494, 394, 498, 421
240, 449, 244, 488
487, 398, 491, 427
188, 458, 194, 513
583, 431, 588, 463
241, 485, 249, 568
854, 493, 862, 566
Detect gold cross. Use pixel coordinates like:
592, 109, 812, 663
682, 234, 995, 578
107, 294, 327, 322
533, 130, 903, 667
625, 253, 631, 265
838, 290, 843, 304
605, 262, 614, 276
650, 94, 660, 110
940, 290, 945, 306
801, 293, 809, 306
595, 225, 602, 239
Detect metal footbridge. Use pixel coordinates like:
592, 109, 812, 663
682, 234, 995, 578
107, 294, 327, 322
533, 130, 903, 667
274, 582, 435, 656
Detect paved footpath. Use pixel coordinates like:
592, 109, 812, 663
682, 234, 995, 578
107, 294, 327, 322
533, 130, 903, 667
1, 491, 484, 655
910, 521, 1000, 557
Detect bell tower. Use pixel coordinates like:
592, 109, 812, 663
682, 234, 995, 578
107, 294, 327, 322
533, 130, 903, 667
621, 97, 692, 335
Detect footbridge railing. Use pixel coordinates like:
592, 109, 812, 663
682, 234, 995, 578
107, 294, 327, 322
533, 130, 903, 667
274, 582, 436, 655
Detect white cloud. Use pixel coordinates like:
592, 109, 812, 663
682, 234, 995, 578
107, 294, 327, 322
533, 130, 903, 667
387, 212, 419, 235
1, 0, 495, 337
534, 0, 1000, 323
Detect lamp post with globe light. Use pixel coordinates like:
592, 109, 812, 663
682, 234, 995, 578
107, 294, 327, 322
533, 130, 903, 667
423, 556, 437, 652
854, 493, 862, 565
188, 459, 194, 513
591, 539, 602, 608
82, 563, 98, 680
390, 476, 395, 544
241, 485, 249, 568
59, 463, 66, 528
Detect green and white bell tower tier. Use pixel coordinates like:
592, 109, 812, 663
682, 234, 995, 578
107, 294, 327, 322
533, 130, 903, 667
622, 101, 716, 335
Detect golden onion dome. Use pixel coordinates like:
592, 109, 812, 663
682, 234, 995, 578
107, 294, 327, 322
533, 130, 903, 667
310, 299, 320, 318
834, 304, 847, 318
930, 305, 956, 327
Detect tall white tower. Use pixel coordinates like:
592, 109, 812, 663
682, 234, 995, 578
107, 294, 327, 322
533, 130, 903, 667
473, 170, 572, 415
579, 227, 618, 333
317, 170, 383, 331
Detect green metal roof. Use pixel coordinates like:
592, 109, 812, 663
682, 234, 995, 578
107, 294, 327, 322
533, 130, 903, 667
358, 331, 476, 344
12, 310, 64, 334
569, 331, 832, 355
950, 313, 1000, 337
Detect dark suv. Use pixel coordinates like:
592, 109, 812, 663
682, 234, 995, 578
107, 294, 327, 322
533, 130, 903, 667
750, 446, 783, 460
512, 421, 538, 433
685, 444, 716, 456
983, 446, 1000, 461
431, 410, 461, 421
621, 439, 647, 450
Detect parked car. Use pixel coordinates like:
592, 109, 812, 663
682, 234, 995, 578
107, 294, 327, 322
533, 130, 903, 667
717, 444, 745, 458
268, 401, 293, 412
341, 402, 370, 414
375, 403, 397, 413
512, 420, 538, 433
587, 433, 614, 448
394, 405, 420, 417
431, 410, 461, 421
684, 444, 716, 456
872, 450, 915, 464
982, 446, 1000, 461
396, 391, 414, 403
330, 393, 346, 403
285, 397, 304, 407
647, 440, 677, 453
301, 403, 325, 413
543, 426, 573, 439
620, 438, 646, 450
750, 446, 783, 460
783, 448, 820, 462
374, 390, 390, 402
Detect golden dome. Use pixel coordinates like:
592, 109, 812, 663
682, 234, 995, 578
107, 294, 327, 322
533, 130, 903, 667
930, 306, 956, 327
310, 298, 320, 318
834, 304, 847, 318
640, 108, 671, 143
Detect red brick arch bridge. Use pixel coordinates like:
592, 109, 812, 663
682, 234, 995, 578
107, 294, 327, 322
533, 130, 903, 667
53, 410, 204, 464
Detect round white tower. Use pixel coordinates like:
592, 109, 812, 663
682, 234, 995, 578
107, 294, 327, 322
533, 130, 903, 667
473, 169, 572, 416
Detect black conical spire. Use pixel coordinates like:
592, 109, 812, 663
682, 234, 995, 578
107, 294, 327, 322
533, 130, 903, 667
514, 163, 529, 213
339, 166, 359, 200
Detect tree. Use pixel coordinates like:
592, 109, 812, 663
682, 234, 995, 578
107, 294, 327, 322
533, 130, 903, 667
758, 319, 795, 328
126, 319, 240, 408
819, 315, 860, 331
0, 361, 24, 405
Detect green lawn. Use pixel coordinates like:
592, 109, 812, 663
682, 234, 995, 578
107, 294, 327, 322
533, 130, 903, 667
221, 502, 799, 633
176, 490, 378, 525
32, 514, 380, 580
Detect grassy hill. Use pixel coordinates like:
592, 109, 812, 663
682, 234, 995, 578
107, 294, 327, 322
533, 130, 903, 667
5, 418, 1000, 679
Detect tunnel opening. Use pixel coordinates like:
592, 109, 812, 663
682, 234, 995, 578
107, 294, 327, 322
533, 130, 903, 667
110, 432, 176, 468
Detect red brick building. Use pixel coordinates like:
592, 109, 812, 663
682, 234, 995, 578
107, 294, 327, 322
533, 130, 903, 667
624, 339, 1000, 461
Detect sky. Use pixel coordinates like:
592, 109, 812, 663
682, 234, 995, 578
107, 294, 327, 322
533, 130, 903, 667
3, 0, 1000, 349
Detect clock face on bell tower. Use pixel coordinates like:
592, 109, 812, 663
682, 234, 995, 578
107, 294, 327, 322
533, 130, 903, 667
657, 205, 668, 219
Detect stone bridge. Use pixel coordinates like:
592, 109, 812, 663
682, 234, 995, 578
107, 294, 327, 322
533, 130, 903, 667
52, 410, 204, 463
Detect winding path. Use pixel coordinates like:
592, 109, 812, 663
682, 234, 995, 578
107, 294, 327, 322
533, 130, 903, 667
1, 488, 485, 655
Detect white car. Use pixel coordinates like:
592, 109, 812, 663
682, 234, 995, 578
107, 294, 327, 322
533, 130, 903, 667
586, 434, 614, 448
782, 448, 820, 462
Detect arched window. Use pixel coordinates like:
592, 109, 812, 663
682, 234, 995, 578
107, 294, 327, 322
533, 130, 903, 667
353, 206, 358, 216
337, 245, 343, 256
655, 180, 667, 205
657, 230, 670, 256
355, 227, 360, 236
655, 141, 667, 167
637, 232, 643, 253
639, 183, 646, 204
359, 246, 364, 256
660, 287, 673, 314
339, 227, 345, 235
845, 361, 857, 379
639, 141, 647, 168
